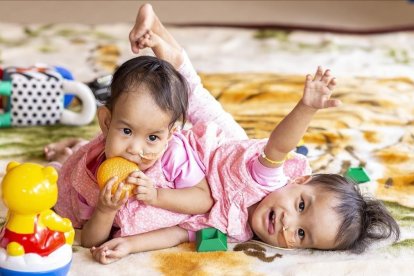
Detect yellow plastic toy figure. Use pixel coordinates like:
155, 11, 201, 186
0, 161, 74, 276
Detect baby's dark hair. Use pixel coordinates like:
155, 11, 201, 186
311, 174, 400, 253
107, 55, 189, 129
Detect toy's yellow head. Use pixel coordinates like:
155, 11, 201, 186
1, 161, 59, 215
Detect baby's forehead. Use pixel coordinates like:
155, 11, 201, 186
311, 184, 342, 204
307, 193, 342, 249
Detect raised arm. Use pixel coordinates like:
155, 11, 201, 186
261, 67, 340, 168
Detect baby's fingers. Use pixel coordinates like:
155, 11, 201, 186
305, 74, 312, 84
321, 69, 332, 85
104, 249, 124, 260
327, 78, 336, 90
127, 171, 150, 186
102, 177, 117, 200
313, 66, 324, 81
135, 184, 152, 194
324, 99, 342, 108
126, 175, 139, 185
112, 182, 125, 203
97, 251, 110, 264
91, 246, 105, 262
129, 170, 147, 179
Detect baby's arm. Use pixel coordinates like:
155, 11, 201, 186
262, 67, 340, 167
91, 226, 188, 264
128, 171, 213, 214
81, 178, 129, 248
152, 178, 213, 214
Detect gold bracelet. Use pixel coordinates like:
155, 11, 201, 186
260, 150, 288, 165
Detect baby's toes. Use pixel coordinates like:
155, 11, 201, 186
45, 149, 56, 161
137, 36, 146, 48
44, 145, 55, 157
72, 141, 88, 152
138, 37, 153, 49
143, 37, 156, 48
63, 147, 74, 157
44, 143, 57, 152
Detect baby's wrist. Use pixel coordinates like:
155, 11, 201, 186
150, 188, 160, 207
147, 188, 163, 208
298, 99, 319, 113
96, 204, 118, 216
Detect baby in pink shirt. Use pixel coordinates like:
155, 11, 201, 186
47, 4, 400, 264
47, 46, 215, 249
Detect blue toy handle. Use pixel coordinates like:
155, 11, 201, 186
54, 66, 75, 107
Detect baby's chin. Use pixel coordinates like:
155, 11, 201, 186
137, 160, 158, 171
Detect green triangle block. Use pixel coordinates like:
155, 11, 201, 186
196, 227, 227, 252
345, 167, 371, 184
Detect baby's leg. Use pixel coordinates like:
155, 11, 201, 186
139, 32, 246, 139
131, 5, 247, 140
130, 4, 182, 63
173, 49, 247, 139
44, 138, 88, 164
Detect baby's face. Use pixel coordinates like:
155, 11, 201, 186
250, 176, 341, 250
101, 89, 173, 171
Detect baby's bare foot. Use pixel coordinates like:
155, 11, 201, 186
44, 138, 88, 163
138, 30, 183, 68
137, 31, 163, 50
129, 3, 157, 54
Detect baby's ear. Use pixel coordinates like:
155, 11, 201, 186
293, 175, 312, 185
97, 106, 112, 136
167, 124, 179, 140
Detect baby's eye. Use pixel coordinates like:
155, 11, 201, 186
299, 200, 305, 212
123, 128, 132, 135
148, 135, 158, 142
298, 228, 305, 240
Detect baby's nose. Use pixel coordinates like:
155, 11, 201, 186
127, 141, 144, 155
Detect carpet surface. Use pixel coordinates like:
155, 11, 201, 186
0, 23, 414, 275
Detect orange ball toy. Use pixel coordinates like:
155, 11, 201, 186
96, 157, 139, 198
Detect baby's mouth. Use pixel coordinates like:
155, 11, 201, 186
268, 210, 276, 235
